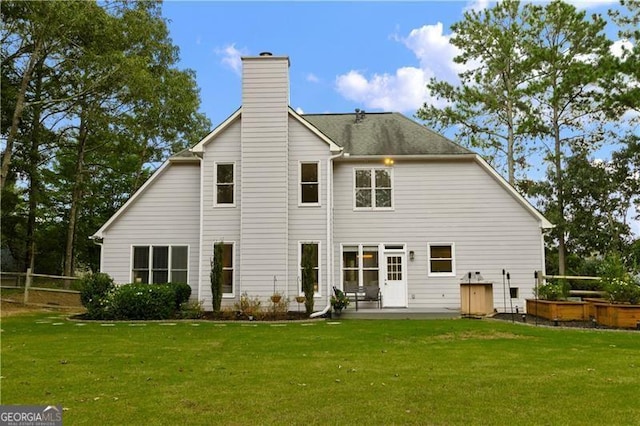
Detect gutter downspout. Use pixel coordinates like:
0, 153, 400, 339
195, 152, 204, 303
311, 150, 343, 318
89, 236, 104, 273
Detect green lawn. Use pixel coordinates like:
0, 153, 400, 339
1, 314, 639, 425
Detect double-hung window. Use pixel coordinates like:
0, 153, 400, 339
215, 163, 234, 206
300, 162, 319, 205
299, 242, 320, 293
132, 245, 189, 284
354, 168, 393, 209
428, 243, 455, 276
214, 242, 235, 295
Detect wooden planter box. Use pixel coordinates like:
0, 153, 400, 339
591, 302, 640, 329
526, 299, 589, 321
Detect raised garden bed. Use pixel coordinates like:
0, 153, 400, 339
526, 299, 589, 321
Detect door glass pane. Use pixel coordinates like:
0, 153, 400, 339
387, 256, 402, 280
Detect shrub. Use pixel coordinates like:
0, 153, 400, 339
234, 292, 262, 318
534, 281, 569, 301
110, 283, 175, 320
163, 282, 191, 310
178, 300, 205, 319
605, 277, 640, 304
210, 243, 224, 313
79, 273, 115, 319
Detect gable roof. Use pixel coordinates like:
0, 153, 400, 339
301, 112, 472, 156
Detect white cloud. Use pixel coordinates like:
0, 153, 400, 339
216, 44, 248, 75
610, 39, 634, 58
295, 107, 304, 114
306, 73, 319, 83
566, 0, 618, 9
335, 22, 465, 113
464, 0, 490, 13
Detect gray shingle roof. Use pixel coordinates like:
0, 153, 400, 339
301, 112, 472, 156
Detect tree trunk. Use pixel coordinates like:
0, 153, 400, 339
553, 109, 566, 275
63, 111, 89, 283
25, 59, 45, 272
1, 37, 44, 190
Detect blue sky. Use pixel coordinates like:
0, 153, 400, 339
160, 0, 638, 235
162, 0, 623, 126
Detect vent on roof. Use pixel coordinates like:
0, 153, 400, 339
355, 108, 366, 123
259, 51, 273, 56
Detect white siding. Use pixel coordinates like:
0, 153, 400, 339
240, 56, 290, 297
100, 162, 200, 294
200, 119, 241, 308
287, 117, 331, 300
332, 159, 545, 312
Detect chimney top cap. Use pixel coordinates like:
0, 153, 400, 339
259, 51, 273, 57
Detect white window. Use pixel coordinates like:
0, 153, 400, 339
215, 163, 235, 206
354, 168, 393, 209
299, 162, 320, 205
214, 242, 235, 295
299, 242, 320, 294
132, 245, 189, 284
342, 244, 380, 292
428, 243, 455, 276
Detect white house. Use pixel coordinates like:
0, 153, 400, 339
92, 53, 552, 313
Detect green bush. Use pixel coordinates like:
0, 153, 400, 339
110, 283, 175, 320
605, 277, 640, 304
162, 282, 191, 310
79, 273, 115, 319
534, 281, 569, 301
178, 300, 205, 319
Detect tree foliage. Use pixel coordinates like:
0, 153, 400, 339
1, 0, 211, 275
418, 0, 637, 275
210, 243, 224, 313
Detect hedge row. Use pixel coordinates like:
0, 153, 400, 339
79, 273, 192, 320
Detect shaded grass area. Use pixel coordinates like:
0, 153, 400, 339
1, 314, 639, 425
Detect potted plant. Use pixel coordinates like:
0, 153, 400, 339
331, 288, 350, 315
270, 292, 283, 304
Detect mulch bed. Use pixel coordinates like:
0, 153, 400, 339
491, 312, 638, 330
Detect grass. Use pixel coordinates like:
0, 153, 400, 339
1, 313, 639, 425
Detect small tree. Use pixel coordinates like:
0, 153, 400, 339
301, 244, 315, 315
210, 242, 224, 313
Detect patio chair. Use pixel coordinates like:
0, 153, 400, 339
354, 285, 382, 311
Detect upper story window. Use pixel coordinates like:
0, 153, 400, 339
300, 162, 319, 205
354, 168, 393, 209
215, 163, 235, 206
